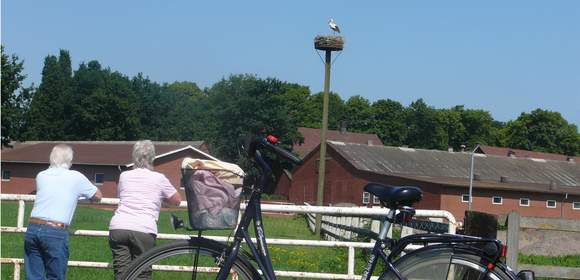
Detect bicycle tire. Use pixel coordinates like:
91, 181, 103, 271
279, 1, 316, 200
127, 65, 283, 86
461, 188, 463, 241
121, 237, 260, 280
379, 245, 516, 280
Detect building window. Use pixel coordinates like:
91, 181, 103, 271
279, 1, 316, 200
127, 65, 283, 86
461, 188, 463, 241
492, 196, 503, 205
362, 192, 370, 204
519, 198, 530, 207
2, 170, 11, 181
546, 200, 557, 209
461, 194, 470, 203
373, 195, 380, 205
573, 202, 580, 210
94, 173, 104, 185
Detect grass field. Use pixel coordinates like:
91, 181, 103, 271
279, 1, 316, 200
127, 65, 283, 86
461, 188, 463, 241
2, 201, 579, 280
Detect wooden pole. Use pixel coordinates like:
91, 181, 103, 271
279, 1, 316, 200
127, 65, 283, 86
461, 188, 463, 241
315, 50, 332, 235
506, 211, 520, 272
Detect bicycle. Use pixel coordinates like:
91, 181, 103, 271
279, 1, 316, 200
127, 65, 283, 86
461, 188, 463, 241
121, 135, 535, 280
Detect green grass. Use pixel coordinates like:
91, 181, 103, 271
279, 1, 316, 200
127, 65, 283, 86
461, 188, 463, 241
1, 201, 359, 280
517, 254, 580, 280
518, 254, 580, 268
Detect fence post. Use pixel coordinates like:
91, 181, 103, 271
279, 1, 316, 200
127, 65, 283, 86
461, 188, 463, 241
13, 262, 20, 280
353, 217, 360, 239
371, 219, 380, 235
506, 211, 520, 272
347, 246, 355, 276
17, 200, 25, 229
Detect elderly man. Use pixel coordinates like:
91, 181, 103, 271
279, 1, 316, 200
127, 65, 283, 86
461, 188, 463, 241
25, 144, 102, 280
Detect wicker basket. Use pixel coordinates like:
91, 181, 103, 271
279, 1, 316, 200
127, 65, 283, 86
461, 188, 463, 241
181, 169, 243, 230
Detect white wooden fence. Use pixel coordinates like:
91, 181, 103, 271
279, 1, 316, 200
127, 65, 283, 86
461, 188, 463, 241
0, 194, 456, 280
304, 203, 453, 243
304, 202, 381, 241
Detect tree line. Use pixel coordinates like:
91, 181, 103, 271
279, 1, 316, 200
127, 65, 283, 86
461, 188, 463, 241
3, 48, 580, 169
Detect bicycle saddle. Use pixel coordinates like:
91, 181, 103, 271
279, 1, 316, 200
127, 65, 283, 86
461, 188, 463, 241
363, 183, 422, 208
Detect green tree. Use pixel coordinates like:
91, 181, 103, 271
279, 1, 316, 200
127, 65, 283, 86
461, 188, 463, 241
204, 75, 302, 192
57, 50, 75, 138
158, 81, 207, 140
205, 75, 300, 160
277, 84, 311, 130
1, 46, 32, 146
165, 81, 203, 96
405, 99, 447, 150
343, 95, 372, 133
460, 108, 496, 148
68, 61, 141, 140
370, 99, 407, 146
302, 92, 346, 130
489, 120, 506, 147
25, 51, 72, 140
440, 106, 466, 150
439, 106, 500, 150
504, 109, 580, 155
131, 73, 165, 140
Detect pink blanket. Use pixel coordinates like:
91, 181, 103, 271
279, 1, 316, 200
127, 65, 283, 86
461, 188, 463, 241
189, 170, 240, 215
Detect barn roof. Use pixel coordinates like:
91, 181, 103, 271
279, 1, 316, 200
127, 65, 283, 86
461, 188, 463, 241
293, 127, 383, 157
326, 141, 580, 195
1, 141, 216, 166
476, 145, 578, 162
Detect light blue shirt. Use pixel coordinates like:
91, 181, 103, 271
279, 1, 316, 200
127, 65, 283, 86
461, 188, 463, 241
30, 167, 98, 225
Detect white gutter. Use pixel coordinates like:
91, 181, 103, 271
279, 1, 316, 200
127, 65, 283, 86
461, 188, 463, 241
126, 145, 220, 168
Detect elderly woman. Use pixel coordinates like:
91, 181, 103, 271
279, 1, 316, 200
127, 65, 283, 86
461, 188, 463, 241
108, 140, 182, 279
25, 144, 102, 280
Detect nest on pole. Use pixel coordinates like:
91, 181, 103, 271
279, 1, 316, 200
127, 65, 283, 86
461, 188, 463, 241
314, 35, 344, 51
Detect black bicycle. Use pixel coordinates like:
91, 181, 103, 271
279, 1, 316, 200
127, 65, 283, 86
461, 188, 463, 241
121, 136, 534, 280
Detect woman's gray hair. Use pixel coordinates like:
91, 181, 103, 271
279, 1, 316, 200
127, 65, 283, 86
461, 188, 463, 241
132, 140, 156, 170
49, 144, 74, 169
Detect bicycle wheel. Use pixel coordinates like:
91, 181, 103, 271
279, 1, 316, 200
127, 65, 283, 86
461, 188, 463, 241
121, 237, 260, 280
379, 246, 515, 280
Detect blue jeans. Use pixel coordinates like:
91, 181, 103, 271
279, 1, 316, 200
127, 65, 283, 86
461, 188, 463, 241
24, 223, 70, 280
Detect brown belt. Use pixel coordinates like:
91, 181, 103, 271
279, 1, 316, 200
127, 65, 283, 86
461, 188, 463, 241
29, 217, 68, 229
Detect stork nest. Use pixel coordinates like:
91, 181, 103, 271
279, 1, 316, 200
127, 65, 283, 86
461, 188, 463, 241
314, 35, 344, 51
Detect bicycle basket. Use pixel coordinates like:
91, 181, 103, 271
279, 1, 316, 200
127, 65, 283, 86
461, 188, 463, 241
181, 158, 245, 230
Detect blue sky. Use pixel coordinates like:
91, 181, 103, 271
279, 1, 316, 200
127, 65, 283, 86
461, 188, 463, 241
2, 1, 579, 125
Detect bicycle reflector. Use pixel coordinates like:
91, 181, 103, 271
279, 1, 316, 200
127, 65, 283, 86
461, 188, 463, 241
501, 244, 507, 257
266, 135, 279, 144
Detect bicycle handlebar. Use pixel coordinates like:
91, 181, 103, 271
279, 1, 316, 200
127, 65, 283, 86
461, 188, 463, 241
249, 136, 302, 165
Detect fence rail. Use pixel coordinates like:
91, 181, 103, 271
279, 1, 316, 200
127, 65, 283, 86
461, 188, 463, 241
0, 193, 456, 280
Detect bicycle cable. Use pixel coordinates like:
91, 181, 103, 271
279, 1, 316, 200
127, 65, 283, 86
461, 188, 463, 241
192, 230, 202, 280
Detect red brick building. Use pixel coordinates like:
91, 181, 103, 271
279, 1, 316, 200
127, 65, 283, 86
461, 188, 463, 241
286, 141, 580, 220
276, 127, 383, 197
1, 141, 216, 198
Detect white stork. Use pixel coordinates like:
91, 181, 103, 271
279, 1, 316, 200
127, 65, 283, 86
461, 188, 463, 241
328, 18, 341, 34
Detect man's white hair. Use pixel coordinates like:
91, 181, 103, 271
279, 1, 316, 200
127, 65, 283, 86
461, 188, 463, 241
49, 144, 74, 169
132, 140, 156, 170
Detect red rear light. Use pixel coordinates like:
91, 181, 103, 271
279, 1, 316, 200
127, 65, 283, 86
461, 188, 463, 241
266, 135, 279, 144
501, 245, 507, 257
